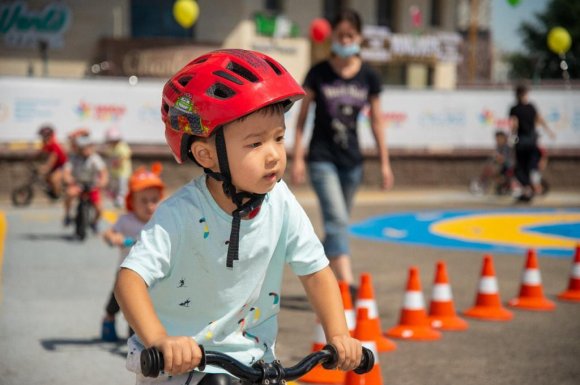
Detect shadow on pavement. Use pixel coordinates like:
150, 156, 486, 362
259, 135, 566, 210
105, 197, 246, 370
20, 233, 80, 242
40, 337, 127, 358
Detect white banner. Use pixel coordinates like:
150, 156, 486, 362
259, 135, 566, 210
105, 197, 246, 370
1, 77, 579, 150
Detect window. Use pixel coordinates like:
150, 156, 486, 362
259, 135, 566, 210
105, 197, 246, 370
377, 0, 394, 29
430, 0, 443, 28
131, 0, 196, 38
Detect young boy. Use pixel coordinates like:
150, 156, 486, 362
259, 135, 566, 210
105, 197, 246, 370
114, 49, 362, 384
101, 164, 164, 342
104, 126, 133, 208
36, 124, 68, 199
62, 134, 109, 232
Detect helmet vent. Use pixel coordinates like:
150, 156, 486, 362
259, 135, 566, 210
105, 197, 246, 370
207, 83, 235, 99
178, 75, 193, 87
226, 61, 258, 83
162, 102, 169, 114
264, 58, 283, 75
213, 70, 243, 85
192, 57, 208, 64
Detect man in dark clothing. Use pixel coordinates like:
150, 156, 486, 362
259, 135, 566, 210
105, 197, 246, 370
509, 85, 555, 202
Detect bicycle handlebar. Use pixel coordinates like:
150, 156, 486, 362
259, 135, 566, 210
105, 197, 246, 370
140, 344, 375, 383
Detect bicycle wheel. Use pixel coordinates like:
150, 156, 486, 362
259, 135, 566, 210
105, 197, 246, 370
11, 185, 34, 207
75, 199, 90, 240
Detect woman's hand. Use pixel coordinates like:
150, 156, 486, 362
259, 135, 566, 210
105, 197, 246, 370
291, 157, 307, 185
328, 334, 362, 371
381, 163, 394, 190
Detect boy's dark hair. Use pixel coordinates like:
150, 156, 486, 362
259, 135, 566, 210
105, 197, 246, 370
332, 8, 362, 33
515, 84, 528, 102
495, 130, 507, 138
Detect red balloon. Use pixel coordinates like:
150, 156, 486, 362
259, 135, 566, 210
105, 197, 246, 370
310, 18, 331, 42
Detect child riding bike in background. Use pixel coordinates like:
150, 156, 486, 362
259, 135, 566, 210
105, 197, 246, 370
36, 124, 68, 199
470, 130, 514, 195
62, 134, 108, 232
114, 49, 363, 385
104, 126, 133, 208
101, 164, 164, 342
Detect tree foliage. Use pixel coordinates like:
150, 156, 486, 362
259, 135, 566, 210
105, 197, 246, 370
508, 0, 579, 80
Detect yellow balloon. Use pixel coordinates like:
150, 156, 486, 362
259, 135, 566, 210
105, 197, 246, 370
173, 0, 199, 29
547, 27, 571, 55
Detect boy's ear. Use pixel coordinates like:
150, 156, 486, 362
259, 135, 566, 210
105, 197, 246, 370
190, 140, 216, 169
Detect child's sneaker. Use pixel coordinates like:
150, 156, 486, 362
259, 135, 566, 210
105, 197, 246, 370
63, 215, 72, 227
101, 319, 118, 342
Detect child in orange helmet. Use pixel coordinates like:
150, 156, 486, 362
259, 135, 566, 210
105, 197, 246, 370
101, 163, 164, 342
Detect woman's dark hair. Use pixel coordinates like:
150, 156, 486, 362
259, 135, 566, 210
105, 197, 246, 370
331, 8, 362, 33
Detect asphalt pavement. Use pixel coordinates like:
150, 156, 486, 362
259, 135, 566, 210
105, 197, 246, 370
0, 187, 579, 385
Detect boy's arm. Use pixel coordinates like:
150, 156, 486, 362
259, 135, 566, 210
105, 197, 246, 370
299, 266, 362, 371
102, 227, 125, 247
114, 268, 203, 375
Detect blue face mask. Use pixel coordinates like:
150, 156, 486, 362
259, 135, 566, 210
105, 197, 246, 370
331, 42, 360, 58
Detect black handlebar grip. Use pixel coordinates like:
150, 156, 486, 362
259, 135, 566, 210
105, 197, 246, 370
140, 345, 206, 378
354, 347, 375, 374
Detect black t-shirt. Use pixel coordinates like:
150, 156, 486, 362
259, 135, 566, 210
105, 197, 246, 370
509, 102, 537, 140
304, 60, 382, 168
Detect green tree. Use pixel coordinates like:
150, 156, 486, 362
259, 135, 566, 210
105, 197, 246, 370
508, 0, 579, 80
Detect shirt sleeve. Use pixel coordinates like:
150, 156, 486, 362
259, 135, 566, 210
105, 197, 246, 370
280, 183, 329, 276
120, 201, 181, 287
367, 65, 382, 97
303, 65, 318, 92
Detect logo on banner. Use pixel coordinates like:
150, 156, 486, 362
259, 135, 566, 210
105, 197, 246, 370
358, 106, 407, 129
0, 2, 72, 49
75, 100, 126, 121
479, 109, 510, 130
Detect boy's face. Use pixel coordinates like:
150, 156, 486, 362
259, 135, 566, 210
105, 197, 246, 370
80, 144, 95, 157
496, 134, 507, 146
132, 187, 162, 223
223, 110, 287, 195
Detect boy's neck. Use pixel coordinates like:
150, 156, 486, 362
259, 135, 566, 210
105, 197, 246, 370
205, 175, 242, 216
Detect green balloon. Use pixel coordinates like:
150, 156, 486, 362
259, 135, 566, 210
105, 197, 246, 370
507, 0, 521, 7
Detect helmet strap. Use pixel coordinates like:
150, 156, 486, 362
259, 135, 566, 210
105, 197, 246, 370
203, 127, 265, 268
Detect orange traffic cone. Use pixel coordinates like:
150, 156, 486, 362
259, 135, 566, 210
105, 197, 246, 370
386, 266, 442, 340
355, 273, 397, 352
345, 308, 383, 385
508, 249, 556, 311
339, 281, 356, 335
428, 261, 469, 331
300, 316, 345, 384
558, 244, 580, 302
464, 254, 513, 321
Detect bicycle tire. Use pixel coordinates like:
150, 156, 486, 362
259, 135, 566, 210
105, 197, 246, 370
11, 185, 34, 207
75, 199, 90, 240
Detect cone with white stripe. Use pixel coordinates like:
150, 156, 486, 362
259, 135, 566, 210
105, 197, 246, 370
355, 273, 397, 351
344, 308, 383, 385
339, 281, 356, 335
300, 317, 345, 384
386, 266, 442, 340
509, 249, 556, 311
428, 261, 469, 330
557, 244, 580, 302
464, 254, 513, 321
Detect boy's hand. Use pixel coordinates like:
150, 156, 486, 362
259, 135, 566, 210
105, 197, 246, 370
329, 334, 362, 372
152, 336, 203, 376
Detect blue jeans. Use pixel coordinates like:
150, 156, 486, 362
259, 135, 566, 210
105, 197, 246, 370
308, 162, 363, 258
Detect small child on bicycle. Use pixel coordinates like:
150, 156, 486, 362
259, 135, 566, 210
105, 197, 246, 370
114, 49, 362, 385
36, 124, 68, 199
101, 164, 164, 342
104, 126, 133, 208
62, 134, 109, 232
470, 130, 514, 195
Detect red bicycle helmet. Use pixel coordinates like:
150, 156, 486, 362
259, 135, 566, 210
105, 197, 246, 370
162, 49, 305, 163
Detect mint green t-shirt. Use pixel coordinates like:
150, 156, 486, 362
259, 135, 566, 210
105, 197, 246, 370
121, 175, 328, 377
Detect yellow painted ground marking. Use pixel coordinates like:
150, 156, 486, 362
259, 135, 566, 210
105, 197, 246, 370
102, 209, 119, 224
431, 213, 580, 250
